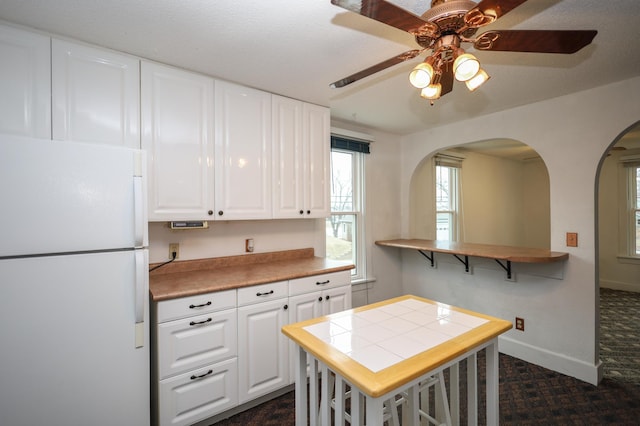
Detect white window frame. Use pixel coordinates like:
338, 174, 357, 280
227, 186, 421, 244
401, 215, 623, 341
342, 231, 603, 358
327, 147, 366, 281
434, 154, 462, 241
618, 154, 640, 261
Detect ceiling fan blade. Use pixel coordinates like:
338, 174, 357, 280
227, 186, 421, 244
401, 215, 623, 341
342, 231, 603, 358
474, 30, 597, 53
330, 49, 423, 88
331, 0, 427, 34
465, 0, 528, 27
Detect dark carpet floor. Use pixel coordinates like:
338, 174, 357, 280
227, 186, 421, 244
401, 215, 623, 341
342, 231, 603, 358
212, 288, 640, 425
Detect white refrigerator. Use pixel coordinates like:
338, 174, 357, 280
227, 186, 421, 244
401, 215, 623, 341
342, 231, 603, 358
0, 135, 150, 426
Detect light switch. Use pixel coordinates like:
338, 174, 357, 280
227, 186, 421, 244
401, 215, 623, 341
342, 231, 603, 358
566, 232, 578, 247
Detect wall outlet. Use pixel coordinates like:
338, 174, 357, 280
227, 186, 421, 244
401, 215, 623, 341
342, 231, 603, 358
515, 317, 525, 331
169, 243, 179, 260
245, 238, 254, 253
566, 232, 578, 247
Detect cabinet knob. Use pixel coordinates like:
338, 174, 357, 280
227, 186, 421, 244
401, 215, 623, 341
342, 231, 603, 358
283, 304, 288, 310
325, 295, 330, 301
299, 210, 304, 215
208, 210, 214, 216
218, 210, 224, 216
318, 296, 323, 302
306, 210, 311, 214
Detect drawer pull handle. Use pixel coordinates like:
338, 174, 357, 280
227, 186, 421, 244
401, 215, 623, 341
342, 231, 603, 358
189, 301, 212, 309
256, 290, 274, 296
316, 280, 330, 286
189, 318, 212, 326
190, 370, 213, 380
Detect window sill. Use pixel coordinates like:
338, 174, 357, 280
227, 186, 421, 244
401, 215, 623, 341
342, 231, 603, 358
617, 255, 640, 265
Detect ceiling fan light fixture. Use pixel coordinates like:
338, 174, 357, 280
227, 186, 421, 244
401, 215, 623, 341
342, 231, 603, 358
465, 68, 490, 91
420, 83, 442, 100
453, 52, 480, 82
409, 57, 436, 88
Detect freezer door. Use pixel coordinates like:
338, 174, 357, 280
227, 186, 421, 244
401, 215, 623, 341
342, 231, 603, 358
0, 250, 150, 426
0, 135, 147, 257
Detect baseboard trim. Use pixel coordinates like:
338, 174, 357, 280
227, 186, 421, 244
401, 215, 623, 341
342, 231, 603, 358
599, 280, 640, 293
499, 336, 602, 385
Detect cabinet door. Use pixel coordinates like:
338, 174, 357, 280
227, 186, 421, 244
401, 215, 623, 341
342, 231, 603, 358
0, 24, 50, 138
142, 62, 215, 221
272, 95, 304, 218
158, 358, 238, 426
157, 309, 237, 379
303, 103, 331, 218
322, 285, 352, 315
52, 39, 139, 147
237, 298, 288, 403
215, 80, 272, 220
287, 292, 322, 383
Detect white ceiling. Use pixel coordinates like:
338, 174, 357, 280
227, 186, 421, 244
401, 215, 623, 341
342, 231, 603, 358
0, 0, 639, 137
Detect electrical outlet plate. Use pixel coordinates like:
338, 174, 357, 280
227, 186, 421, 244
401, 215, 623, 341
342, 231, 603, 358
566, 232, 578, 247
169, 243, 179, 259
515, 317, 525, 331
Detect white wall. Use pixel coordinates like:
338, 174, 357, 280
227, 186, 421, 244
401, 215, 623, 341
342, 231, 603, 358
331, 120, 404, 306
397, 76, 640, 385
522, 159, 551, 249
598, 147, 640, 292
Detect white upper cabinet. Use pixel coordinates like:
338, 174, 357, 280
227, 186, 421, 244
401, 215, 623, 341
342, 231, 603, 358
272, 95, 330, 218
214, 80, 272, 220
303, 103, 331, 218
272, 95, 304, 218
0, 24, 51, 138
141, 61, 215, 221
52, 39, 139, 147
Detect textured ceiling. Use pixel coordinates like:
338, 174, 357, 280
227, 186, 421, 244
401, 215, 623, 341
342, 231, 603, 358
0, 0, 639, 137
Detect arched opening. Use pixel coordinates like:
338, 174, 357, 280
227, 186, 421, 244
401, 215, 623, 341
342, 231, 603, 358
409, 138, 550, 248
596, 120, 640, 384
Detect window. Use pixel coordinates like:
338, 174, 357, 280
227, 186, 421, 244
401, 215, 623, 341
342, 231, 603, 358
326, 136, 368, 280
435, 155, 462, 241
624, 161, 640, 256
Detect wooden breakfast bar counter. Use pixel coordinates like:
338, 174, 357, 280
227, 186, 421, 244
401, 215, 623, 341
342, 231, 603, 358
375, 239, 569, 280
282, 295, 512, 425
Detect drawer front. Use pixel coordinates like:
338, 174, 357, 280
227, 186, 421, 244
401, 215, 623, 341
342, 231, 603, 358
158, 358, 238, 426
157, 309, 237, 379
288, 270, 351, 296
157, 289, 236, 323
237, 280, 288, 306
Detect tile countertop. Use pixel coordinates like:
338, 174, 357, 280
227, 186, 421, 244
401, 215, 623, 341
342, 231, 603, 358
149, 248, 355, 302
282, 294, 513, 398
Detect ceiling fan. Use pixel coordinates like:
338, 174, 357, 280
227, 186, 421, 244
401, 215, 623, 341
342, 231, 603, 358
329, 0, 597, 103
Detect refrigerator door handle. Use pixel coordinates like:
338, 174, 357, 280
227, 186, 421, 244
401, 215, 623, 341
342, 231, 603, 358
133, 176, 145, 248
134, 249, 147, 348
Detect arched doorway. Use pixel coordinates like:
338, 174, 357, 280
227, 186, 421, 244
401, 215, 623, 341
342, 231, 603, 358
596, 120, 640, 383
409, 138, 550, 249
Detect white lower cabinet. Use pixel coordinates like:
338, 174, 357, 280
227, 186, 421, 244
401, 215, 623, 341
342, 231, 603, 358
287, 271, 352, 382
237, 281, 290, 404
154, 290, 238, 426
158, 358, 238, 426
157, 309, 237, 379
153, 272, 351, 425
